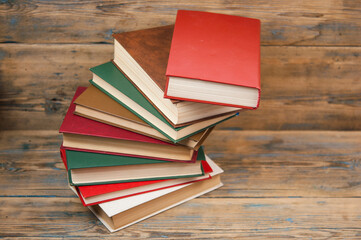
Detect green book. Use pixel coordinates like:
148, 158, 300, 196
90, 62, 237, 143
68, 147, 207, 186
66, 146, 205, 169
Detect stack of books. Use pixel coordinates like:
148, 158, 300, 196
59, 10, 260, 232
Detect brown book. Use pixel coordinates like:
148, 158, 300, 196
74, 85, 224, 149
74, 85, 147, 127
89, 174, 222, 232
113, 25, 173, 94
111, 25, 240, 127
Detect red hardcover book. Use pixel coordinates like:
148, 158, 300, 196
165, 10, 261, 109
79, 180, 166, 198
78, 176, 213, 206
59, 87, 197, 162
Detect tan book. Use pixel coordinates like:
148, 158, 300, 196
74, 85, 219, 149
70, 175, 222, 232
89, 173, 222, 232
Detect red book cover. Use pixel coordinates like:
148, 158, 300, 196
60, 147, 67, 170
165, 10, 261, 108
79, 179, 168, 198
59, 87, 172, 145
78, 175, 213, 206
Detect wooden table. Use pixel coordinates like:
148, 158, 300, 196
1, 1, 360, 238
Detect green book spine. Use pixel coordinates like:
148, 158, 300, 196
66, 146, 205, 169
68, 159, 206, 186
90, 62, 176, 128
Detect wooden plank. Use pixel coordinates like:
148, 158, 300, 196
205, 130, 361, 198
1, 0, 361, 45
0, 44, 112, 130
1, 130, 360, 237
0, 197, 360, 238
1, 130, 360, 198
0, 44, 360, 130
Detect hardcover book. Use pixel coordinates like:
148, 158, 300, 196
69, 160, 207, 186
112, 25, 240, 126
91, 175, 222, 232
165, 10, 261, 109
62, 146, 209, 186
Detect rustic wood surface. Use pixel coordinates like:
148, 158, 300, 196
1, 0, 360, 238
1, 130, 361, 238
1, 0, 361, 45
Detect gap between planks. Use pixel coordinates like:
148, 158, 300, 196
1, 43, 361, 48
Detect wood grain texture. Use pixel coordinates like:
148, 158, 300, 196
0, 130, 360, 237
0, 44, 360, 131
1, 1, 360, 238
1, 0, 361, 45
1, 197, 361, 238
0, 44, 112, 130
